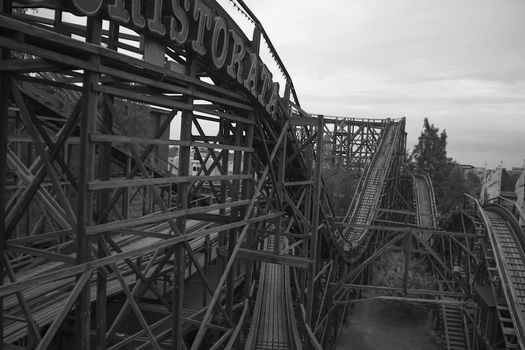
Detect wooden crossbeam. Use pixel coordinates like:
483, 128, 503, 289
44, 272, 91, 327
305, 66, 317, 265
88, 174, 251, 190
0, 212, 282, 298
216, 247, 311, 268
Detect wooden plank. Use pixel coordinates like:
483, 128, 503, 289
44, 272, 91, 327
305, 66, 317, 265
216, 247, 311, 268
86, 199, 251, 235
93, 85, 192, 110
6, 244, 75, 264
88, 174, 252, 190
284, 180, 313, 187
90, 134, 190, 146
190, 141, 253, 152
186, 213, 237, 224
0, 212, 283, 298
0, 58, 68, 72
333, 284, 463, 297
193, 105, 254, 124
289, 117, 317, 126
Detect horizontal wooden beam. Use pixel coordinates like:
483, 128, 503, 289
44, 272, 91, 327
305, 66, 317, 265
8, 135, 80, 144
86, 199, 250, 235
6, 243, 76, 264
186, 213, 238, 224
337, 295, 471, 306
90, 134, 189, 146
335, 222, 481, 238
88, 174, 252, 190
289, 117, 318, 126
0, 212, 283, 297
333, 283, 463, 297
216, 247, 311, 268
284, 180, 313, 187
0, 58, 66, 72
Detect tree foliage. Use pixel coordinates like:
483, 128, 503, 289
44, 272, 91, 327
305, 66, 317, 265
322, 166, 357, 217
501, 168, 520, 192
411, 118, 480, 212
371, 251, 436, 293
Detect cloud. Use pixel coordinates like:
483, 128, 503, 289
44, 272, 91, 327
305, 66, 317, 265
243, 0, 525, 167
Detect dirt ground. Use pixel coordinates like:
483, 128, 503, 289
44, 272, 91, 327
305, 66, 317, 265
336, 299, 442, 350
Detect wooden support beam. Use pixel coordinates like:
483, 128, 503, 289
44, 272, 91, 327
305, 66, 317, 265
0, 8, 11, 342
189, 122, 290, 350
6, 243, 76, 264
334, 283, 463, 297
336, 222, 482, 238
74, 16, 101, 350
216, 247, 312, 268
336, 295, 471, 306
307, 115, 324, 327
86, 199, 250, 235
87, 174, 251, 190
186, 213, 238, 224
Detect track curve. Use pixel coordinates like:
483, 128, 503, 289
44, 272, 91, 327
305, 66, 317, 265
482, 204, 525, 347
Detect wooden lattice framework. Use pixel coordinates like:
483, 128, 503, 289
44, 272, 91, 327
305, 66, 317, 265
1, 2, 522, 350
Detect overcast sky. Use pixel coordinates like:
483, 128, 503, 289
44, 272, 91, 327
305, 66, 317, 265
242, 0, 525, 168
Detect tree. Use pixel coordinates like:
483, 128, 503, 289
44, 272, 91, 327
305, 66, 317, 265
371, 251, 436, 294
411, 118, 452, 210
501, 168, 520, 192
411, 118, 480, 212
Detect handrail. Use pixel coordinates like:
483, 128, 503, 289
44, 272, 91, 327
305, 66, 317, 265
489, 196, 525, 227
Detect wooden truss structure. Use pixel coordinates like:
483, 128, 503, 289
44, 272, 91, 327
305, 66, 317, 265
1, 2, 525, 350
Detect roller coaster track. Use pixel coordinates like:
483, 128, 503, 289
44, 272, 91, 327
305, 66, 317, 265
413, 173, 438, 238
445, 194, 525, 350
335, 119, 405, 261
482, 204, 525, 348
244, 237, 301, 350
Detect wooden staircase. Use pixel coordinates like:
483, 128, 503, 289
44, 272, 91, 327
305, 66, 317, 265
442, 303, 468, 350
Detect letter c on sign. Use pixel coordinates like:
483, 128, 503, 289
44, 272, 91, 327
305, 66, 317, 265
72, 0, 103, 15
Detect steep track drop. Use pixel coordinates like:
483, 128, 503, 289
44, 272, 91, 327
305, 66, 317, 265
333, 120, 405, 261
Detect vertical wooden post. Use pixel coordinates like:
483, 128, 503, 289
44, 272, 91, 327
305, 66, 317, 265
0, 2, 12, 348
275, 107, 288, 255
76, 16, 102, 350
242, 116, 255, 301
174, 58, 195, 350
403, 231, 412, 295
306, 115, 324, 334
95, 23, 118, 349
227, 123, 243, 317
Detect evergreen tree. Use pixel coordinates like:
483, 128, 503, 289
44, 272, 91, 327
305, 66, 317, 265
411, 118, 481, 212
411, 118, 452, 210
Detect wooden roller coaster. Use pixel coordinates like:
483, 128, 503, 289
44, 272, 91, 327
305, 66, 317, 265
1, 1, 525, 350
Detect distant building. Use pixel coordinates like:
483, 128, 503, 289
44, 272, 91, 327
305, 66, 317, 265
167, 146, 236, 176
458, 164, 485, 180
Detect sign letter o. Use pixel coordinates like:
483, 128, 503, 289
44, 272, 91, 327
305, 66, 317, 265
211, 17, 229, 69
72, 0, 103, 15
